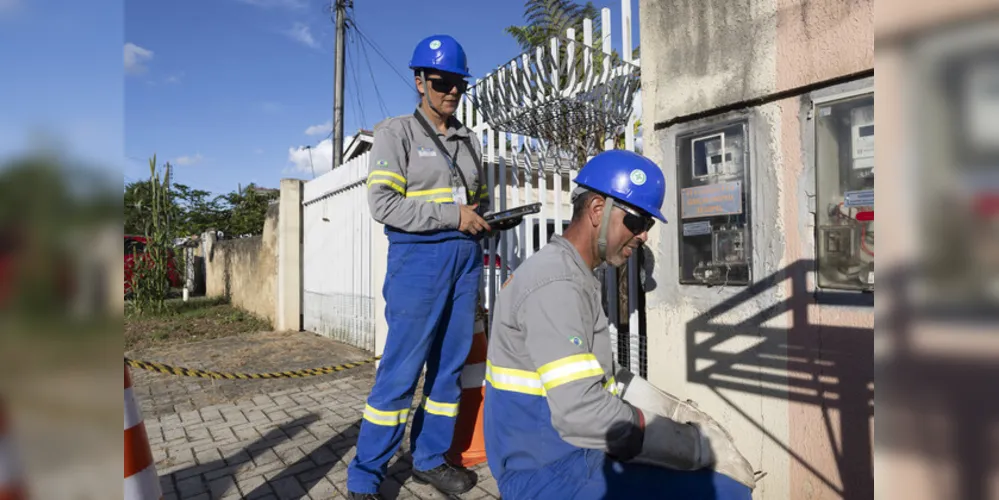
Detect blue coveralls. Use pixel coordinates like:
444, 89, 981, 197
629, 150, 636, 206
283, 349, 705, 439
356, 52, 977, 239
346, 226, 482, 494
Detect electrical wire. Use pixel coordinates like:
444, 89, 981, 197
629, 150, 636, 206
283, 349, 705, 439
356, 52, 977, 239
349, 19, 414, 89
354, 22, 391, 119
345, 29, 368, 129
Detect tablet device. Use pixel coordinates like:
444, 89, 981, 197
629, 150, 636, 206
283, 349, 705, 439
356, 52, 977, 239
484, 202, 542, 225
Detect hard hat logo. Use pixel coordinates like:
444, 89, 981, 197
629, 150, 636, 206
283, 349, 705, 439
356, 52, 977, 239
573, 150, 669, 223
409, 34, 472, 78
630, 169, 647, 186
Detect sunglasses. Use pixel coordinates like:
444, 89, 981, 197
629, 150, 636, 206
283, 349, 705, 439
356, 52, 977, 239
426, 76, 468, 94
614, 201, 655, 235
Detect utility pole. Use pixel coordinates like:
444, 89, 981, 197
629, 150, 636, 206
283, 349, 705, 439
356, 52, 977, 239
332, 0, 349, 169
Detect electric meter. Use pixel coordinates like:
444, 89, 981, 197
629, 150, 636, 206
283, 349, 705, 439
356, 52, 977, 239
850, 105, 874, 171
815, 91, 875, 291
677, 120, 753, 286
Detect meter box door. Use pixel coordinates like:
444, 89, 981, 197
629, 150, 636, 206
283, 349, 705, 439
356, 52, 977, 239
814, 91, 875, 291
676, 120, 753, 286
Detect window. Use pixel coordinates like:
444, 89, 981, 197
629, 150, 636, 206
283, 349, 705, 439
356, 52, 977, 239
814, 91, 875, 291
676, 120, 753, 286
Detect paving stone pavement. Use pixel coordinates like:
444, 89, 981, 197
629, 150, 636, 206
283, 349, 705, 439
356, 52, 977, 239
140, 372, 501, 500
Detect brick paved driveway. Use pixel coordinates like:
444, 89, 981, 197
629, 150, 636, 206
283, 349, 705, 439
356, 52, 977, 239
141, 370, 499, 500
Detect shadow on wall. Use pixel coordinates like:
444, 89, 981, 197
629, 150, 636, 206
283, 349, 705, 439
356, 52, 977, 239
685, 259, 873, 499
878, 264, 999, 500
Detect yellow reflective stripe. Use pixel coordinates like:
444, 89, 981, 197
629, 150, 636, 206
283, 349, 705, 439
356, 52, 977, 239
427, 197, 454, 203
422, 396, 459, 417
367, 178, 405, 195
368, 169, 406, 184
604, 376, 618, 396
362, 404, 409, 426
537, 354, 604, 391
485, 360, 546, 396
407, 187, 452, 198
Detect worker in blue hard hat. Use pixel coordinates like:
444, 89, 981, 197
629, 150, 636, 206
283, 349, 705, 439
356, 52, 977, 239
482, 149, 757, 499
345, 34, 488, 500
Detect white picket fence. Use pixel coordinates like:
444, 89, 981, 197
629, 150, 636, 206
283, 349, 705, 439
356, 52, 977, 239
301, 0, 644, 373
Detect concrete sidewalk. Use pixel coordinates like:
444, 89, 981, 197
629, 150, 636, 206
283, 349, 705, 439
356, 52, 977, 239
142, 374, 500, 500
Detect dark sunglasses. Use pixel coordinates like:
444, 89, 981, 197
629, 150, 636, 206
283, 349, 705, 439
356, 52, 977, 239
426, 77, 468, 94
615, 201, 655, 235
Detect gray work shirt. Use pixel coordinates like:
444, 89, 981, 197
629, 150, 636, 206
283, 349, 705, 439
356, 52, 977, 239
366, 107, 489, 233
487, 234, 643, 454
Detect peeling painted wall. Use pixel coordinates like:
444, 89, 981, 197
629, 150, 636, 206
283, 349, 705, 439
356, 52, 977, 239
640, 0, 873, 498
204, 203, 278, 326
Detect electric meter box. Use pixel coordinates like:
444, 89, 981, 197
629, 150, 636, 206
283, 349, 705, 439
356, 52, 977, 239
814, 91, 875, 291
676, 120, 753, 286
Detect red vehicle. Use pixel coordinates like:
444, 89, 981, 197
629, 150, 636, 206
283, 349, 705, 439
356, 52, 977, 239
124, 235, 182, 295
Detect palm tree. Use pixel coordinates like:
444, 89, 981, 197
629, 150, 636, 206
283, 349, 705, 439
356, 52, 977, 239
506, 0, 599, 51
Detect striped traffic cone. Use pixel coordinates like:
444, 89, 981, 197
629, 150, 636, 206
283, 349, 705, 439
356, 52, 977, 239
0, 400, 26, 500
124, 366, 162, 500
446, 305, 489, 467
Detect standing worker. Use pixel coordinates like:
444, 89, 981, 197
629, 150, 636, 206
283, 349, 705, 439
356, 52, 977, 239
482, 150, 758, 499
346, 34, 490, 500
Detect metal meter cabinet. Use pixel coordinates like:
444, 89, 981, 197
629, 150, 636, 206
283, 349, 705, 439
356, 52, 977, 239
814, 90, 875, 292
676, 119, 753, 286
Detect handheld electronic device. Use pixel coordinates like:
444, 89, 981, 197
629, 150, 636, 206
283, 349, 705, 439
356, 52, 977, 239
484, 202, 542, 226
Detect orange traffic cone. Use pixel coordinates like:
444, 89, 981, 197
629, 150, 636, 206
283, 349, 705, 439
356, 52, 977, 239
124, 366, 162, 500
0, 400, 26, 500
446, 305, 489, 467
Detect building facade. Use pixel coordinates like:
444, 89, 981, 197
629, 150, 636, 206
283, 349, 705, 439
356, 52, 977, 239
639, 0, 874, 498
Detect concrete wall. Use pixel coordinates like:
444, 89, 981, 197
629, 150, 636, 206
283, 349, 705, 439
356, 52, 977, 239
640, 0, 874, 499
204, 203, 279, 326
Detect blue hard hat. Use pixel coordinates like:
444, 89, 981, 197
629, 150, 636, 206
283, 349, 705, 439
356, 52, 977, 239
574, 150, 668, 222
409, 35, 472, 78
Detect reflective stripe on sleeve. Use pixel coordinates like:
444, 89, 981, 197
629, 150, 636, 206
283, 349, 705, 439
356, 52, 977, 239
485, 361, 546, 396
537, 353, 605, 391
367, 178, 406, 195
603, 376, 619, 396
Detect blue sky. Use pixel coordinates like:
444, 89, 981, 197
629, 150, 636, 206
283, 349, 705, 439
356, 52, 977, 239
0, 0, 640, 197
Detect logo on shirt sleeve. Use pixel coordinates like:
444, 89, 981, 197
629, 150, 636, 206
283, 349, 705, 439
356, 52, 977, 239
569, 336, 583, 347
376, 160, 389, 167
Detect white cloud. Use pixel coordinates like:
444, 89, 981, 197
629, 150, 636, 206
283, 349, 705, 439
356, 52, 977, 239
0, 0, 20, 16
285, 23, 319, 49
304, 120, 332, 136
172, 153, 203, 166
124, 42, 154, 75
287, 139, 332, 175
164, 72, 184, 84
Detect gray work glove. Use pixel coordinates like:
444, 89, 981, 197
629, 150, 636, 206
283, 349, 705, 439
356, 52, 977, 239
617, 369, 758, 489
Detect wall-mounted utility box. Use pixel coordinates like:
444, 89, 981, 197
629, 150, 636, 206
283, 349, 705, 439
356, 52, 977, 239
814, 91, 875, 291
676, 120, 753, 286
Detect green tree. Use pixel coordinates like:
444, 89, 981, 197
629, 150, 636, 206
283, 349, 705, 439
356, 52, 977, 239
217, 184, 278, 238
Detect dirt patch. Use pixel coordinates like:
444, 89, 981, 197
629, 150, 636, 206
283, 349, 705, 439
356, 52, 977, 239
127, 330, 378, 419
125, 296, 270, 351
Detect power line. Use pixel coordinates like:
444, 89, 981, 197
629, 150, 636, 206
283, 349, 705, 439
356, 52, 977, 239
349, 20, 413, 90
346, 29, 367, 129
355, 24, 390, 119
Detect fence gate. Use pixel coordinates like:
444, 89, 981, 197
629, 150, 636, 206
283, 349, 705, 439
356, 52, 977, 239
301, 153, 375, 351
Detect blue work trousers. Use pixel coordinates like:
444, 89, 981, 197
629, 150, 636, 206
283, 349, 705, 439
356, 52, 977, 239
499, 448, 753, 500
347, 236, 482, 494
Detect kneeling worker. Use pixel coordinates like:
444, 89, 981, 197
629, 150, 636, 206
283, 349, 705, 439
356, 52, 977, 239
483, 150, 757, 499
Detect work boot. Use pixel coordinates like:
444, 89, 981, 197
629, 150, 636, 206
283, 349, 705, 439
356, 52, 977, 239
412, 462, 477, 495
346, 492, 385, 500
